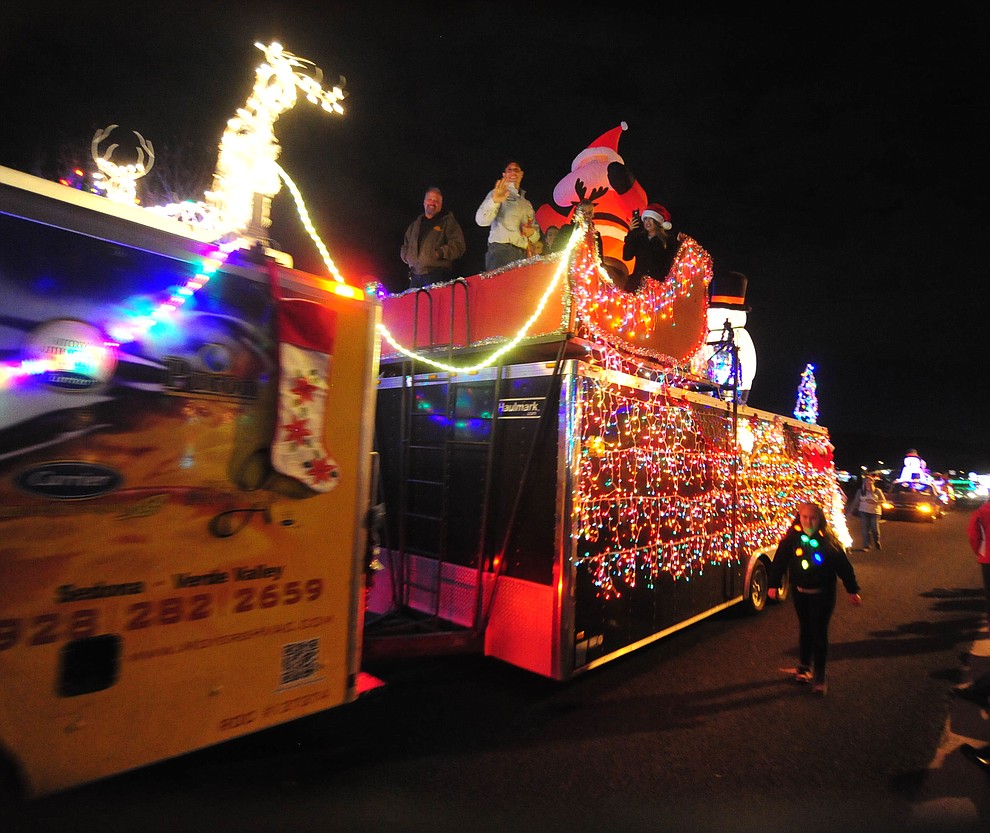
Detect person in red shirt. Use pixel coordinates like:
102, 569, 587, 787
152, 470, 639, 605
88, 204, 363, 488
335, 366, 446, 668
955, 500, 990, 772
967, 500, 990, 622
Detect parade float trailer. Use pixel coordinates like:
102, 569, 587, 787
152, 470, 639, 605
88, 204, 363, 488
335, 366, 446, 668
0, 163, 846, 798
0, 44, 847, 798
365, 212, 847, 680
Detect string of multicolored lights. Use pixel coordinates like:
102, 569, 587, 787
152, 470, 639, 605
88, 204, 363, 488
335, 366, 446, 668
375, 217, 710, 374
0, 240, 243, 390
366, 218, 848, 597
571, 227, 713, 364
22, 33, 848, 589
104, 239, 243, 346
0, 341, 117, 390
572, 364, 849, 599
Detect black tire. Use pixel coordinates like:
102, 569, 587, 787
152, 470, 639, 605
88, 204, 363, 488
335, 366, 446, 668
745, 558, 768, 613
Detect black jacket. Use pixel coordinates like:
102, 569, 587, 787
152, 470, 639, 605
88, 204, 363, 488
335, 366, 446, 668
768, 524, 860, 595
621, 227, 679, 290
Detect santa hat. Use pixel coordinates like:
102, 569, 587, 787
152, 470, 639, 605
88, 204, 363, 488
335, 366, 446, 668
570, 122, 628, 170
709, 271, 751, 311
641, 203, 672, 230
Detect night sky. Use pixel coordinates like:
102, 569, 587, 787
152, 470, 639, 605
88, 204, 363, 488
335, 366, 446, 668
2, 2, 986, 471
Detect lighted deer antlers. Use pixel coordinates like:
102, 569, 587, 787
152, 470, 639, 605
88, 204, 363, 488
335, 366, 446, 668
91, 125, 155, 204
99, 43, 346, 244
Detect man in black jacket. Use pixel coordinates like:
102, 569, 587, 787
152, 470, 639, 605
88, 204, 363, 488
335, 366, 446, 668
401, 186, 466, 288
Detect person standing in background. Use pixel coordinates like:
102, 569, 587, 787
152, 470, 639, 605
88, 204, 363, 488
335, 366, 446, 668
846, 474, 886, 550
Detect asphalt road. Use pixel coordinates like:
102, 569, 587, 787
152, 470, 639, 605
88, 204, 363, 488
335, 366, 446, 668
6, 509, 989, 833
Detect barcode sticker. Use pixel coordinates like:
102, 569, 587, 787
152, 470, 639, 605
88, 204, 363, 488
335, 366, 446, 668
280, 638, 319, 686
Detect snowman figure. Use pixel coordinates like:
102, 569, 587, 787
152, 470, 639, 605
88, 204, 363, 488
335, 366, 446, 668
699, 271, 756, 403
898, 449, 929, 483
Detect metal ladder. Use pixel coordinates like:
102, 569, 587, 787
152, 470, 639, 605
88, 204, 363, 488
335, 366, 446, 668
383, 278, 567, 647
396, 280, 472, 620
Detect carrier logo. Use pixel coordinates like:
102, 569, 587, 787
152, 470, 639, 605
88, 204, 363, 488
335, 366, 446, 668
498, 397, 543, 419
23, 319, 118, 391
16, 462, 123, 500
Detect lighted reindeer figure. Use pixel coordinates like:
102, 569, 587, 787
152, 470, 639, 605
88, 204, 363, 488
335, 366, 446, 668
91, 125, 155, 205
203, 41, 345, 239
147, 42, 345, 242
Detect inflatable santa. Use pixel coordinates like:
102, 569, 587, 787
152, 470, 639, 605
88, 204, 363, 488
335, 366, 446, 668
535, 122, 648, 281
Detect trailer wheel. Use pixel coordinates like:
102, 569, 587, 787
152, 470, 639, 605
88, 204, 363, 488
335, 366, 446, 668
745, 559, 768, 613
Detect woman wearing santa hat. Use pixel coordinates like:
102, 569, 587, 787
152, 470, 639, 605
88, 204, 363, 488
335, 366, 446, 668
621, 202, 682, 292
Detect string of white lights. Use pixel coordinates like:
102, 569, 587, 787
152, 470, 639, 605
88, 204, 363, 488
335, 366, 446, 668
278, 167, 587, 374
276, 163, 346, 283
376, 230, 583, 374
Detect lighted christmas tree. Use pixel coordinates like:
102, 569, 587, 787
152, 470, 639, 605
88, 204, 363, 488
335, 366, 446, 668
793, 363, 818, 424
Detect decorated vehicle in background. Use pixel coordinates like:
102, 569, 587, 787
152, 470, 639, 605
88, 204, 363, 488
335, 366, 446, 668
881, 481, 946, 522
950, 476, 986, 508
883, 449, 956, 518
933, 478, 956, 507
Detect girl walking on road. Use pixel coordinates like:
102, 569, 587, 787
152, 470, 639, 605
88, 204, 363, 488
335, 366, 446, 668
768, 502, 862, 696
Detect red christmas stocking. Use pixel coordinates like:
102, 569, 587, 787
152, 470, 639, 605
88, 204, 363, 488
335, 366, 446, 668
271, 296, 340, 493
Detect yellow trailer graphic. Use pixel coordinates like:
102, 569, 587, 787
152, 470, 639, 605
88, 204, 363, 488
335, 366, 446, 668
0, 166, 380, 797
